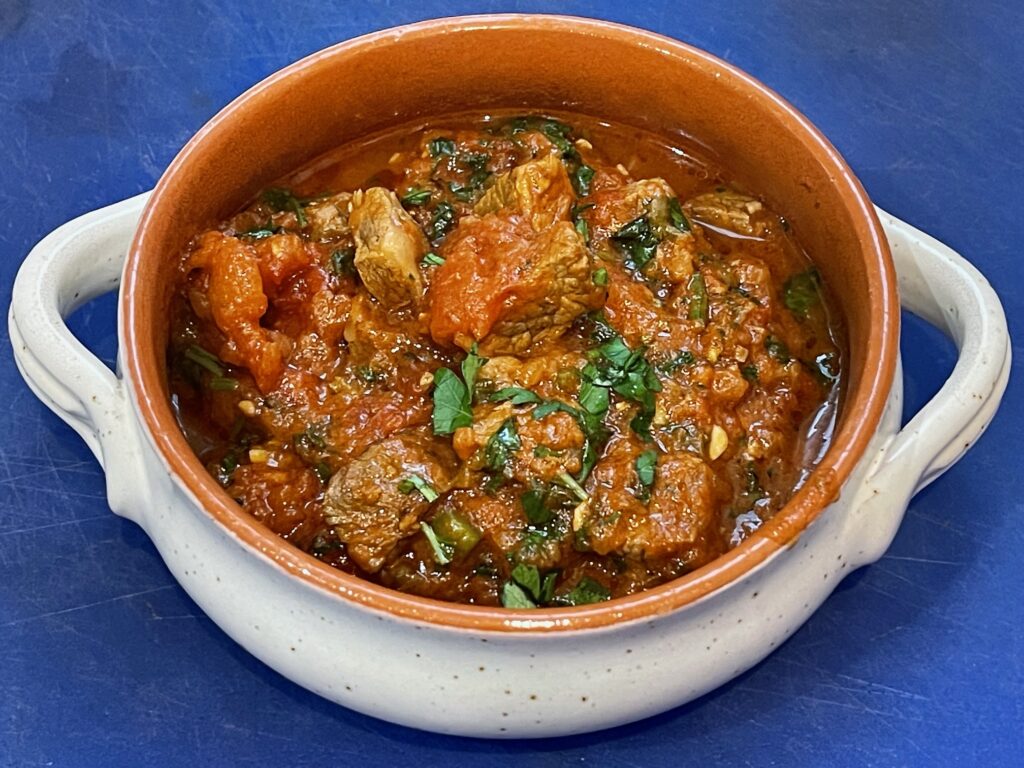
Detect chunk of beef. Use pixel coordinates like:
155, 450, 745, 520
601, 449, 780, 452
473, 150, 573, 232
428, 216, 602, 354
684, 190, 774, 238
579, 439, 727, 563
304, 192, 353, 241
323, 432, 454, 572
349, 187, 428, 308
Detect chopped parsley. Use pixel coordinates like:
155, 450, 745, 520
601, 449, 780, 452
420, 251, 445, 267
501, 563, 557, 609
611, 216, 659, 271
576, 217, 590, 243
592, 267, 608, 286
741, 365, 759, 382
554, 577, 611, 606
484, 418, 521, 474
329, 247, 356, 277
428, 137, 456, 158
668, 197, 692, 232
489, 387, 542, 406
262, 187, 308, 228
687, 272, 708, 323
419, 521, 452, 565
426, 201, 456, 244
398, 474, 439, 503
634, 450, 658, 502
401, 187, 432, 206
765, 335, 791, 362
783, 269, 821, 317
572, 164, 595, 196
431, 345, 487, 435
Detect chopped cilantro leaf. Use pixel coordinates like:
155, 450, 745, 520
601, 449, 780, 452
611, 215, 659, 271
484, 418, 521, 473
262, 187, 307, 227
431, 368, 472, 435
668, 197, 692, 232
489, 387, 542, 406
501, 580, 536, 609
419, 521, 452, 565
572, 164, 595, 196
398, 474, 439, 503
401, 187, 431, 206
428, 137, 456, 157
687, 272, 708, 323
765, 336, 791, 362
555, 577, 611, 606
783, 269, 821, 317
329, 247, 356, 276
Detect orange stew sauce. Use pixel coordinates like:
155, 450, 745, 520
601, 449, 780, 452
168, 113, 842, 608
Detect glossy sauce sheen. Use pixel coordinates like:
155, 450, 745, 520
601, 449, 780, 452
167, 113, 843, 608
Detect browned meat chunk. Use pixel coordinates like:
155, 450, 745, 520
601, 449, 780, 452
349, 187, 428, 308
473, 153, 574, 232
579, 440, 727, 562
684, 190, 774, 237
428, 215, 602, 354
323, 433, 454, 572
304, 192, 353, 241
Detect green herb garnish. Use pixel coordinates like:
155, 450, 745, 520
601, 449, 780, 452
420, 252, 445, 267
554, 576, 611, 606
668, 197, 691, 232
741, 365, 759, 382
419, 521, 452, 565
572, 164, 595, 196
783, 269, 821, 317
313, 461, 332, 484
398, 474, 440, 503
184, 345, 224, 377
592, 267, 608, 286
209, 376, 238, 391
329, 247, 356, 277
611, 216, 659, 271
428, 137, 456, 158
489, 387, 542, 406
501, 580, 536, 609
426, 201, 456, 244
430, 345, 486, 435
657, 350, 696, 374
687, 272, 708, 323
262, 187, 307, 228
401, 187, 432, 206
765, 336, 791, 362
635, 450, 658, 502
484, 418, 521, 474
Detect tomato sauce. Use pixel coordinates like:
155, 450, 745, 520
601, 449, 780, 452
167, 113, 842, 607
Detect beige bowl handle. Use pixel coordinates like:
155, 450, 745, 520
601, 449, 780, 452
9, 194, 151, 524
846, 208, 1011, 567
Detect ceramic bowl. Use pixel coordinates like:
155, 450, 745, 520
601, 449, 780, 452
9, 16, 1010, 737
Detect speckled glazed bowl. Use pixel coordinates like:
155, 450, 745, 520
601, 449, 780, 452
10, 16, 1010, 737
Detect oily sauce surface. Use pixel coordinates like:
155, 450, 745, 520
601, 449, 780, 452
168, 113, 842, 608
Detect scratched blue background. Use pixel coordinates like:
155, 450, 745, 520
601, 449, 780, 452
1, 1, 1022, 766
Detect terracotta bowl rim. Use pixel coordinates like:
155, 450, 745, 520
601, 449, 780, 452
122, 13, 899, 633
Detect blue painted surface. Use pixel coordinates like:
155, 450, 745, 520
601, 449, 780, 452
1, 1, 1021, 765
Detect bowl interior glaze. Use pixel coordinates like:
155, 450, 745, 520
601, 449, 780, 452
124, 15, 898, 631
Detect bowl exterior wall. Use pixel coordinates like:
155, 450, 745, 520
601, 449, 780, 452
126, 350, 903, 737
